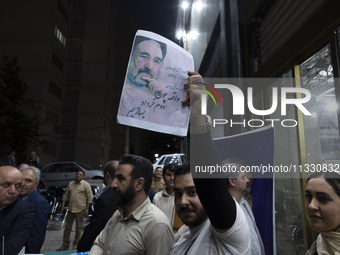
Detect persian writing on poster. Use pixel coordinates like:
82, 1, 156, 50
117, 30, 193, 136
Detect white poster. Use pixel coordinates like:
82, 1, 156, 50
117, 30, 193, 136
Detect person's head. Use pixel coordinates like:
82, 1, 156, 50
19, 163, 29, 170
0, 166, 23, 208
19, 166, 40, 197
111, 154, 153, 207
174, 162, 207, 228
103, 160, 118, 186
75, 169, 85, 182
221, 158, 250, 194
10, 150, 15, 155
154, 167, 163, 179
127, 37, 167, 87
305, 172, 340, 232
30, 151, 36, 158
163, 163, 176, 190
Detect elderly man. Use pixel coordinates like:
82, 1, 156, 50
222, 158, 265, 255
57, 169, 93, 251
127, 37, 167, 93
90, 154, 174, 255
19, 166, 51, 254
0, 166, 35, 255
118, 37, 167, 119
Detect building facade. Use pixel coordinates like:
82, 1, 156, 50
0, 0, 126, 168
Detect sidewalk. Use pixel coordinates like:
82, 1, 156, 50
40, 219, 88, 253
41, 228, 74, 253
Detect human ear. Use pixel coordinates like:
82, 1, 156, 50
135, 177, 145, 191
228, 177, 236, 187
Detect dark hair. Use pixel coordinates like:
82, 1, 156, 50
77, 169, 85, 176
163, 163, 176, 176
306, 172, 340, 197
133, 36, 167, 61
119, 154, 153, 193
155, 167, 162, 172
104, 160, 118, 178
174, 162, 190, 178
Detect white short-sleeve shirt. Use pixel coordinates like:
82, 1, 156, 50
170, 202, 251, 255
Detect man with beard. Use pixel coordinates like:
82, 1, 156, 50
0, 166, 35, 255
117, 36, 167, 119
90, 154, 174, 255
127, 36, 166, 94
170, 71, 250, 254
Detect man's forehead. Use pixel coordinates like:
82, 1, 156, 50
136, 40, 162, 54
174, 173, 194, 189
117, 164, 133, 175
0, 167, 23, 181
22, 169, 35, 176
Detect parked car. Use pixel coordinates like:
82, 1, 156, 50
153, 153, 187, 171
39, 161, 103, 190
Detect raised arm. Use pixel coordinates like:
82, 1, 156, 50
185, 71, 236, 231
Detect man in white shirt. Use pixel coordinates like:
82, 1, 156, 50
90, 154, 174, 255
170, 71, 250, 255
153, 163, 188, 240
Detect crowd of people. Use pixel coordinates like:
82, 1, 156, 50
0, 72, 339, 254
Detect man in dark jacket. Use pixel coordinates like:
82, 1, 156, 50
20, 166, 51, 253
0, 166, 35, 255
77, 160, 118, 252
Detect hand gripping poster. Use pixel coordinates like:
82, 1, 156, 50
117, 30, 194, 136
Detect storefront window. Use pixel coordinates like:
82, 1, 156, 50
299, 45, 339, 161
189, 0, 220, 70
258, 72, 305, 254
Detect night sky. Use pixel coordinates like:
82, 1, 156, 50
118, 0, 179, 43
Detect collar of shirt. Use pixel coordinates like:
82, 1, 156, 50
21, 188, 38, 201
74, 180, 83, 184
239, 197, 246, 205
161, 188, 173, 197
118, 197, 151, 222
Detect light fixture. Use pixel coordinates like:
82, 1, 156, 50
194, 1, 204, 12
181, 1, 189, 10
176, 30, 186, 40
188, 30, 199, 40
176, 30, 199, 41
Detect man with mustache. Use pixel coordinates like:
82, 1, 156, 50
0, 166, 35, 255
127, 37, 166, 94
170, 71, 250, 254
117, 36, 168, 119
57, 169, 93, 251
90, 154, 174, 254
